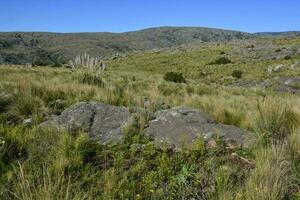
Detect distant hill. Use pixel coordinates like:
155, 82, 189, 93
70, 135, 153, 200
0, 27, 253, 65
0, 26, 299, 65
254, 31, 300, 37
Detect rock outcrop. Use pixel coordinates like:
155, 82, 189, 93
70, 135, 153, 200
273, 76, 300, 93
41, 103, 255, 149
144, 107, 254, 148
40, 102, 133, 144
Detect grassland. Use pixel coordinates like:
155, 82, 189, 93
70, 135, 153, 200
0, 36, 300, 199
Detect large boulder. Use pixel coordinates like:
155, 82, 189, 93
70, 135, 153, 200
144, 107, 254, 149
40, 102, 133, 144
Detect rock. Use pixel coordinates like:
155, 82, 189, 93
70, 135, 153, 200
144, 107, 254, 149
23, 118, 33, 127
40, 102, 133, 144
273, 76, 300, 93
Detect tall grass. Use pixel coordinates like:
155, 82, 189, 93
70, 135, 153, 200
243, 145, 290, 200
1, 61, 300, 199
255, 99, 299, 145
9, 162, 89, 200
288, 130, 300, 196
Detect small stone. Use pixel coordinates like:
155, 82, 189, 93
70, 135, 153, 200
23, 118, 33, 127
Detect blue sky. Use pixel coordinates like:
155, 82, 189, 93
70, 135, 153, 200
0, 0, 299, 33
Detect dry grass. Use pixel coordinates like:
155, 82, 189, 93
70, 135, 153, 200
9, 162, 90, 200
0, 62, 300, 199
242, 145, 290, 200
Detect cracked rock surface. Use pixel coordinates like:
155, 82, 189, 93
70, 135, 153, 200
144, 107, 255, 148
40, 102, 132, 144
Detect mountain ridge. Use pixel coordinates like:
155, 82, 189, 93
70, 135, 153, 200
0, 26, 299, 65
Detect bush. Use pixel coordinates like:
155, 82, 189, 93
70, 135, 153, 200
210, 57, 231, 65
231, 70, 243, 79
32, 49, 66, 66
284, 55, 292, 60
163, 72, 186, 83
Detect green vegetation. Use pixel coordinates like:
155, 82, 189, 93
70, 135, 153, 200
0, 27, 253, 65
232, 70, 243, 79
0, 35, 300, 199
163, 72, 186, 83
210, 57, 232, 65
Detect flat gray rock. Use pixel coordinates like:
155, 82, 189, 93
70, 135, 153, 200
40, 102, 132, 144
273, 76, 300, 93
144, 107, 254, 148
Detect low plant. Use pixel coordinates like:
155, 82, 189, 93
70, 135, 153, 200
232, 70, 243, 79
210, 57, 231, 65
284, 55, 292, 60
163, 72, 186, 83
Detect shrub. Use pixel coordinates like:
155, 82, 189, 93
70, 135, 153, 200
210, 57, 231, 65
32, 49, 65, 66
231, 70, 243, 79
163, 72, 186, 83
284, 55, 292, 60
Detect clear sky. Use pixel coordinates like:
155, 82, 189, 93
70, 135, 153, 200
0, 0, 299, 33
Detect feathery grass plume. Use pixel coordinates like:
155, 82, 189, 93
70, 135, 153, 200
69, 52, 106, 75
69, 53, 106, 86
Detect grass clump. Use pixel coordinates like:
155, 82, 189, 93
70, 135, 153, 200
242, 145, 290, 200
163, 71, 186, 83
80, 72, 104, 87
0, 93, 11, 113
255, 100, 299, 145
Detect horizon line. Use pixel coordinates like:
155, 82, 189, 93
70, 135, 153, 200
0, 26, 299, 34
